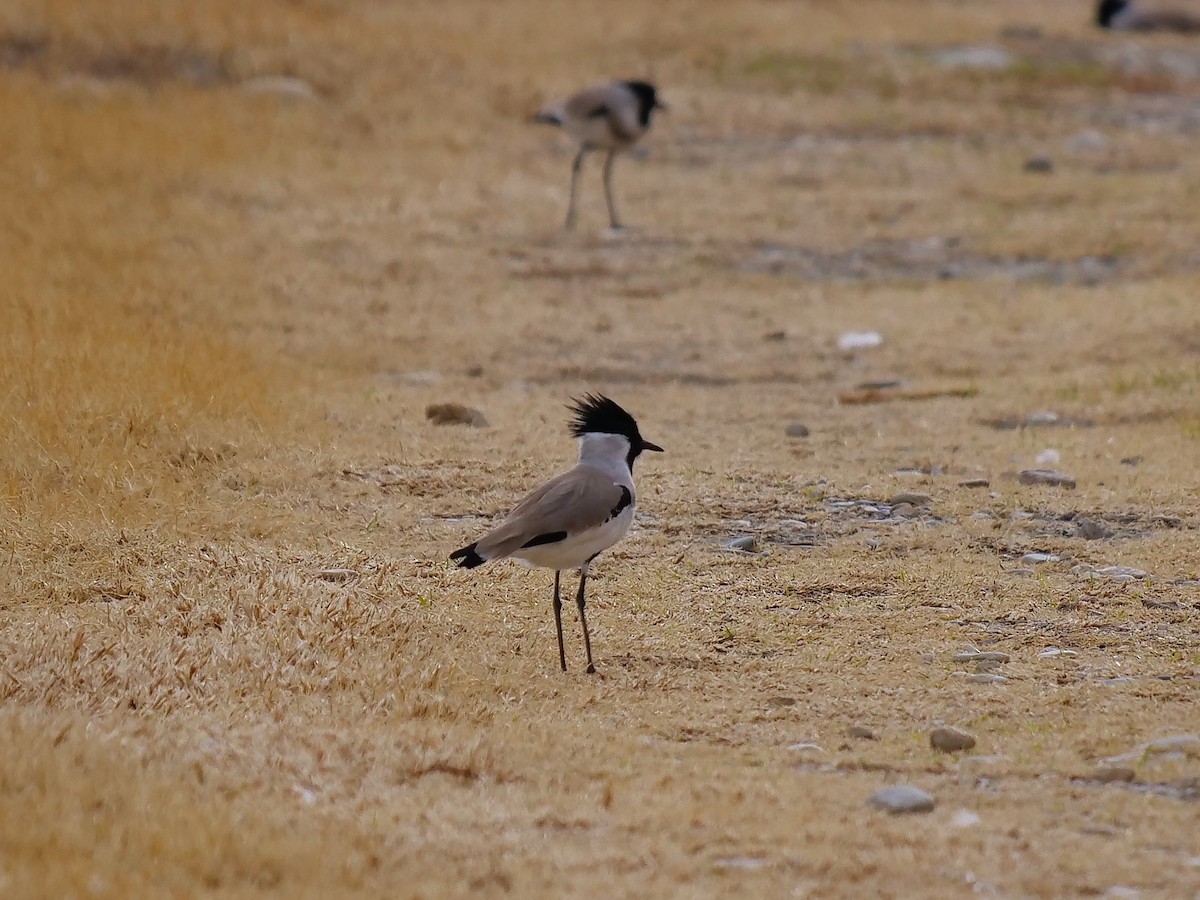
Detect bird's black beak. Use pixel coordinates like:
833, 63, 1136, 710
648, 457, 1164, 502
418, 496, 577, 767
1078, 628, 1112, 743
640, 439, 664, 453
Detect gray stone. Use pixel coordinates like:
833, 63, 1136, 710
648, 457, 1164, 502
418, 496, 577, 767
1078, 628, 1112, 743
722, 535, 759, 553
787, 742, 826, 757
890, 492, 931, 507
953, 651, 1011, 663
837, 330, 883, 351
868, 785, 936, 814
1021, 552, 1060, 564
1038, 647, 1078, 658
239, 75, 318, 99
847, 725, 877, 740
1026, 410, 1062, 426
1024, 155, 1054, 173
930, 727, 977, 753
1144, 734, 1200, 757
1076, 518, 1112, 540
785, 423, 811, 438
959, 478, 990, 488
967, 674, 1007, 684
1093, 565, 1149, 581
1019, 468, 1077, 489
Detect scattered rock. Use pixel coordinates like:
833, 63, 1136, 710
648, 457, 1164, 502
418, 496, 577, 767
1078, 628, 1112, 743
890, 492, 931, 507
785, 423, 810, 438
930, 727, 977, 753
934, 45, 1014, 71
1026, 410, 1063, 426
868, 785, 936, 814
953, 651, 1011, 663
950, 809, 982, 828
959, 478, 990, 488
1024, 155, 1054, 173
1142, 598, 1183, 610
847, 725, 877, 740
787, 742, 826, 756
722, 535, 759, 553
1019, 468, 1077, 489
1038, 647, 1078, 658
1144, 734, 1200, 757
425, 402, 488, 427
1083, 565, 1149, 581
763, 330, 787, 341
1021, 552, 1060, 565
837, 330, 883, 351
239, 75, 318, 100
1119, 456, 1142, 467
1076, 518, 1113, 540
1092, 766, 1137, 784
967, 674, 1007, 684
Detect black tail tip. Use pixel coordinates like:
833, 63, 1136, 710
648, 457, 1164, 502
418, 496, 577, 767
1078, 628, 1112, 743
449, 543, 486, 569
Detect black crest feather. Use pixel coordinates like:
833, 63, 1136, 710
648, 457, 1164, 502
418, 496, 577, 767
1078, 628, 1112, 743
567, 394, 641, 442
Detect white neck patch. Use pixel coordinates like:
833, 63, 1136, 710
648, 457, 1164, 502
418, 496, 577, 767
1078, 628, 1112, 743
577, 432, 633, 475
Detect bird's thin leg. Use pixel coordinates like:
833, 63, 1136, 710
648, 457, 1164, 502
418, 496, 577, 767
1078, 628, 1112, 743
602, 149, 622, 230
576, 569, 596, 674
565, 148, 586, 230
553, 571, 567, 672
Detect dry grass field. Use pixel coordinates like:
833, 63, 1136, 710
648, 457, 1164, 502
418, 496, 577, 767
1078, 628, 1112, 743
3, 0, 1200, 895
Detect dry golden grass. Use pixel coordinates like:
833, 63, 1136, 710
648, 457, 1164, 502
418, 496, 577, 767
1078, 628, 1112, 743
3, 0, 1200, 896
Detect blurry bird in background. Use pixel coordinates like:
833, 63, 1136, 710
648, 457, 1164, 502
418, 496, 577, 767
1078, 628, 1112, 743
533, 80, 667, 230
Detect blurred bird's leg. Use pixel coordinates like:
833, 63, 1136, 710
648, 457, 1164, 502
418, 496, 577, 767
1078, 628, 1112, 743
553, 570, 567, 672
576, 569, 596, 675
565, 148, 586, 230
602, 149, 622, 230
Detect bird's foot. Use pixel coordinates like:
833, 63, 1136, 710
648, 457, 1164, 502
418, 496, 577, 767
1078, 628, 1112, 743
586, 664, 597, 675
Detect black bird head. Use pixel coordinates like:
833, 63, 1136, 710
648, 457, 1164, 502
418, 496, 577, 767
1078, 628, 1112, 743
568, 393, 664, 468
619, 80, 667, 127
1097, 0, 1129, 26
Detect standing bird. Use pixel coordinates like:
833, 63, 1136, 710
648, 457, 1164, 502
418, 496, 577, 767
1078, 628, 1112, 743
450, 395, 663, 673
1097, 0, 1200, 32
533, 80, 667, 230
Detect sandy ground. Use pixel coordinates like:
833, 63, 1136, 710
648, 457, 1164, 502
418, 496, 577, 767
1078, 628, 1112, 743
3, 0, 1200, 896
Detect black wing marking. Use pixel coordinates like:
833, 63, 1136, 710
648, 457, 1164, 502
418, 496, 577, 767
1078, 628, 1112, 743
607, 486, 632, 522
450, 543, 486, 569
521, 531, 568, 549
